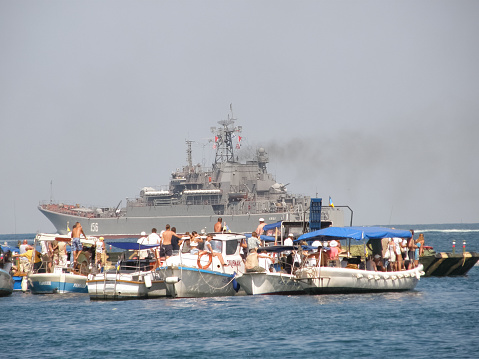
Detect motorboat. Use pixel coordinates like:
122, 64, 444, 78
27, 233, 97, 294
235, 245, 304, 295
160, 233, 245, 298
88, 242, 169, 300
294, 226, 425, 294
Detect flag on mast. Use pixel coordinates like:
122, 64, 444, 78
329, 196, 334, 208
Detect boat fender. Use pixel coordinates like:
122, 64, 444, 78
144, 274, 152, 288
384, 275, 389, 280
232, 272, 240, 292
356, 274, 363, 279
165, 276, 180, 284
368, 274, 374, 280
21, 276, 28, 292
391, 275, 397, 280
403, 273, 410, 278
398, 274, 404, 279
197, 251, 213, 269
374, 275, 380, 280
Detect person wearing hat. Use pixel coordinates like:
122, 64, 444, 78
256, 218, 266, 236
283, 233, 295, 274
327, 240, 340, 267
137, 231, 149, 259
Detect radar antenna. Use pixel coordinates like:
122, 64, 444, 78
211, 104, 242, 166
185, 140, 194, 169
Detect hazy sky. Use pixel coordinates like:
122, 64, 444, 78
1, 1, 478, 234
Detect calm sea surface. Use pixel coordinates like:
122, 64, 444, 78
1, 223, 478, 358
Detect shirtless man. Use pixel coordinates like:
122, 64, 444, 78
161, 224, 174, 259
214, 217, 223, 232
71, 222, 87, 269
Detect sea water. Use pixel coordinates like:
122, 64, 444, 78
1, 224, 478, 358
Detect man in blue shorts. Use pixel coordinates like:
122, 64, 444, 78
71, 222, 87, 269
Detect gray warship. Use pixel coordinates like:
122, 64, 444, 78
39, 110, 345, 237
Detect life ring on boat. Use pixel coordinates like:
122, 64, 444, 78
197, 251, 213, 269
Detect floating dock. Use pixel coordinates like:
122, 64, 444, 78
419, 252, 479, 276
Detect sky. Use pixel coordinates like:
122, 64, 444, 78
1, 1, 478, 234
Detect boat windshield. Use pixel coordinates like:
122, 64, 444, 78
224, 239, 238, 255
210, 240, 222, 253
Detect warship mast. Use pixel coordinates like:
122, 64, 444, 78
211, 105, 242, 168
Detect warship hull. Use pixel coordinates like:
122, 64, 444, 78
39, 204, 344, 237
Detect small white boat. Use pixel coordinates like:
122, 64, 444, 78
87, 242, 168, 300
161, 233, 245, 298
28, 233, 96, 294
0, 268, 14, 297
295, 226, 425, 294
235, 245, 304, 295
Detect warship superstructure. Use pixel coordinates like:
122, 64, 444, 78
39, 110, 345, 236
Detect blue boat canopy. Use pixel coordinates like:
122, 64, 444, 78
106, 242, 161, 250
297, 226, 413, 242
262, 221, 282, 231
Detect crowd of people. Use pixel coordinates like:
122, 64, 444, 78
2, 218, 427, 277
367, 230, 425, 272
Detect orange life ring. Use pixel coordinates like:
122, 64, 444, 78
197, 251, 213, 269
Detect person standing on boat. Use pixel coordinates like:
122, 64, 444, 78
137, 232, 149, 259
18, 239, 33, 273
95, 237, 106, 268
407, 230, 416, 269
147, 228, 161, 265
214, 218, 223, 232
284, 233, 294, 274
71, 222, 87, 269
247, 231, 262, 255
256, 218, 266, 236
170, 227, 183, 256
160, 224, 174, 259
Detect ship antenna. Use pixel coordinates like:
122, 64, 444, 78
185, 140, 194, 169
211, 104, 242, 166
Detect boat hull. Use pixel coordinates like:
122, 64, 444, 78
295, 265, 424, 295
87, 271, 168, 300
0, 269, 14, 296
236, 272, 304, 295
162, 266, 239, 298
28, 272, 88, 294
